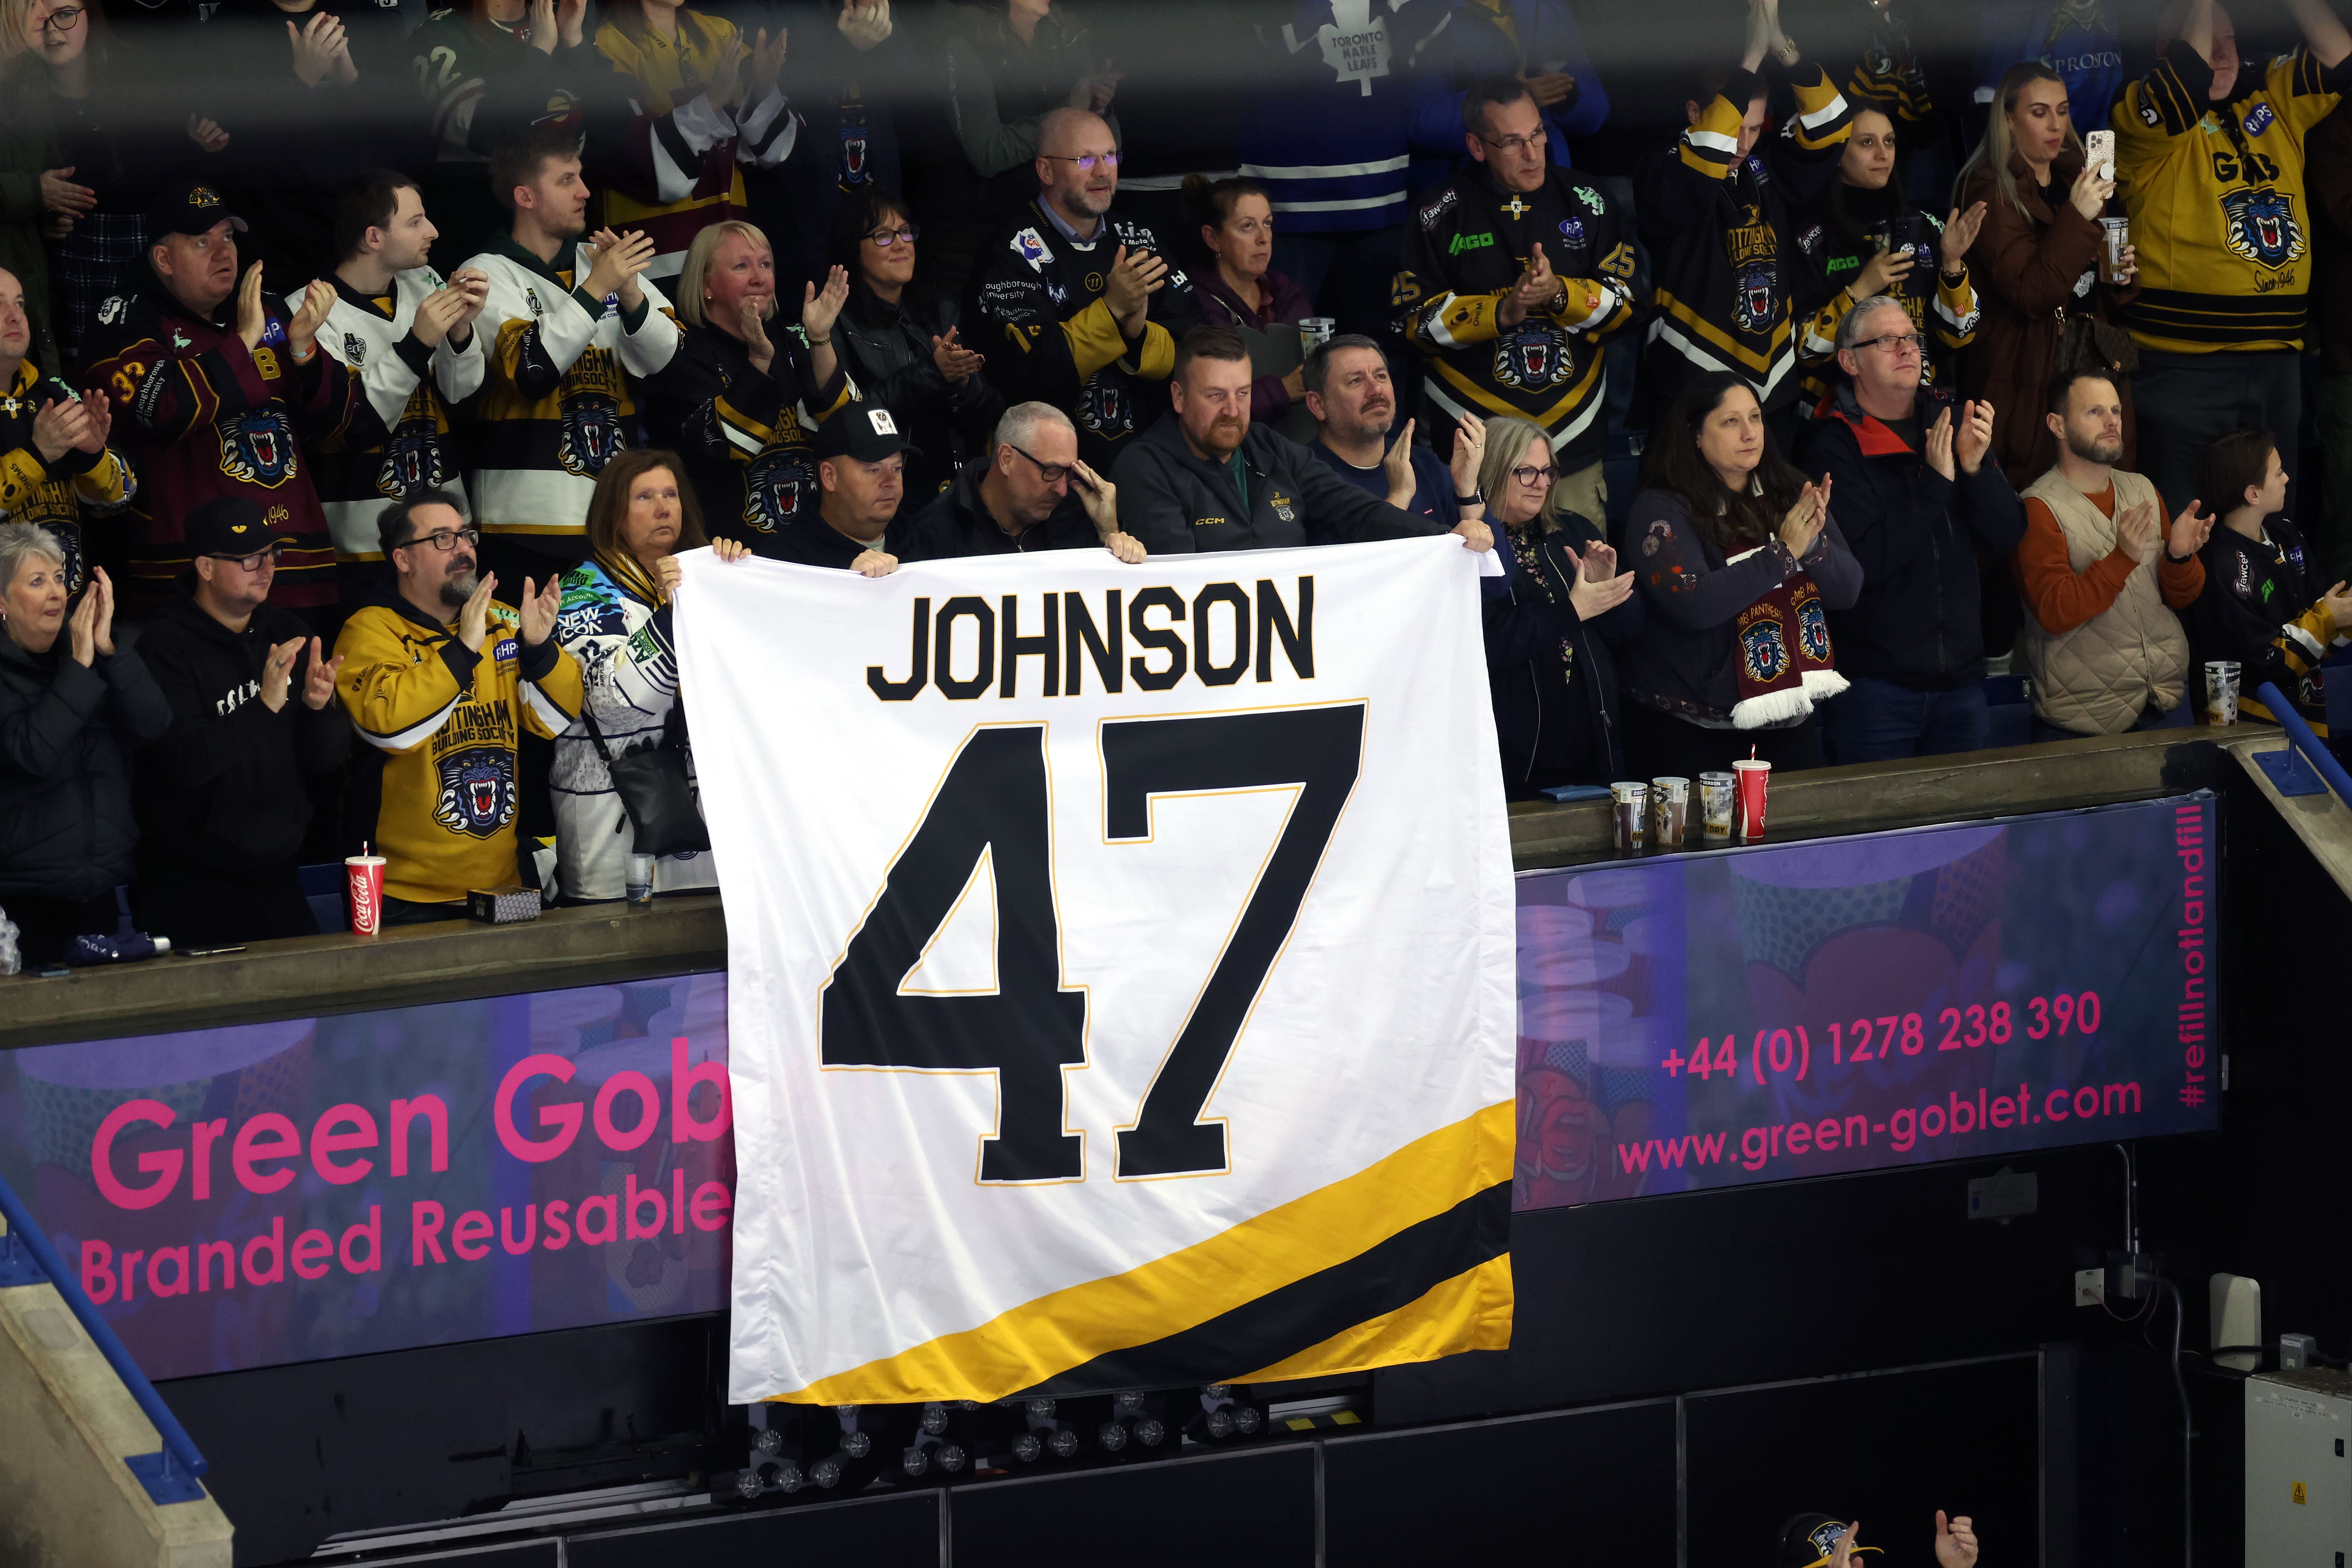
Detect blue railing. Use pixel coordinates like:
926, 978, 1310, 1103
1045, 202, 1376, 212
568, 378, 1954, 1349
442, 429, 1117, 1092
2255, 681, 2352, 809
0, 1172, 209, 1505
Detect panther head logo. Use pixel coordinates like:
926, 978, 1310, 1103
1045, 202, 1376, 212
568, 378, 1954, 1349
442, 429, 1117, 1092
432, 747, 516, 839
1732, 261, 1779, 333
216, 409, 298, 488
1492, 326, 1571, 390
742, 449, 814, 534
1079, 379, 1127, 434
377, 411, 448, 497
556, 391, 623, 477
2220, 187, 2304, 270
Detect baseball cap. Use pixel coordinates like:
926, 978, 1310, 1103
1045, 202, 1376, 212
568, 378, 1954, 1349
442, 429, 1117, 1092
1775, 1515, 1886, 1568
184, 497, 290, 559
819, 405, 922, 464
143, 182, 249, 244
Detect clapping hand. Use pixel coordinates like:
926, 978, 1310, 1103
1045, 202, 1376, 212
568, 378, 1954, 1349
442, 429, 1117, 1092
302, 637, 344, 710
705, 32, 747, 107
1829, 1521, 1861, 1568
1519, 69, 1576, 108
1932, 1511, 1979, 1568
1779, 474, 1833, 553
2322, 579, 2352, 632
30, 394, 97, 465
836, 0, 888, 50
411, 285, 470, 348
456, 571, 497, 652
1103, 245, 1169, 335
1924, 407, 1957, 481
448, 267, 491, 329
1567, 541, 1634, 621
2166, 498, 2213, 559
186, 115, 231, 153
260, 635, 304, 712
287, 278, 336, 357
2116, 500, 2162, 566
1383, 417, 1419, 509
743, 26, 787, 101
289, 11, 351, 87
1953, 398, 1994, 475
1449, 411, 1488, 509
584, 228, 657, 311
932, 326, 985, 383
803, 264, 850, 341
40, 167, 95, 217
1940, 201, 1987, 271
234, 261, 269, 350
1499, 243, 1561, 328
518, 573, 563, 646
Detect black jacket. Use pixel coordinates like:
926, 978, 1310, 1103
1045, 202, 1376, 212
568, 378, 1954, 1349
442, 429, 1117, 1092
0, 633, 172, 904
898, 457, 1106, 561
643, 319, 852, 547
1800, 383, 2027, 689
761, 512, 908, 569
132, 592, 351, 883
1112, 419, 1439, 555
1488, 514, 1641, 792
836, 288, 1004, 505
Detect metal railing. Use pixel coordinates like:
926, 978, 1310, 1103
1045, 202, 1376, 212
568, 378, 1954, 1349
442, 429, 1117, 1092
0, 1171, 209, 1505
2255, 681, 2352, 808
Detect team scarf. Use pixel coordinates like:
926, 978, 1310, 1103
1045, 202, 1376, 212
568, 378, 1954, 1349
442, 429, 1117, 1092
594, 548, 669, 609
1723, 548, 1845, 729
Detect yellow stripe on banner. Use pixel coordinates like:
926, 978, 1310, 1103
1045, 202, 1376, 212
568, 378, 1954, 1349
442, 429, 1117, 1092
1230, 1251, 1514, 1384
772, 1099, 1514, 1405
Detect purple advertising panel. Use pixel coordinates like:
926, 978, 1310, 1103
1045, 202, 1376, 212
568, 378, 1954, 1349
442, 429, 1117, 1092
0, 973, 733, 1381
1511, 795, 2221, 1210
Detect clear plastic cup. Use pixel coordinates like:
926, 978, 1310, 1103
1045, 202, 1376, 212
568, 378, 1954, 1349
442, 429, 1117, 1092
2206, 661, 2241, 726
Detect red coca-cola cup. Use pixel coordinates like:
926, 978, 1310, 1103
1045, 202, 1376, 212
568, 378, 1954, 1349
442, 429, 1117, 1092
345, 850, 386, 936
1732, 758, 1772, 840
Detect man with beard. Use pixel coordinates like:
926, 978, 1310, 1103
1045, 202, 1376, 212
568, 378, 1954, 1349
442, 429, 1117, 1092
2013, 368, 2209, 739
131, 497, 350, 946
315, 171, 491, 599
1301, 334, 1484, 530
967, 107, 1199, 476
333, 490, 583, 922
464, 127, 682, 587
1113, 325, 1494, 556
1806, 294, 2025, 763
898, 402, 1145, 562
81, 182, 356, 619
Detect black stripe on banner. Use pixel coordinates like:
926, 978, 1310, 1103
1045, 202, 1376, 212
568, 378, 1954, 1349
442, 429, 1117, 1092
1019, 1180, 1512, 1397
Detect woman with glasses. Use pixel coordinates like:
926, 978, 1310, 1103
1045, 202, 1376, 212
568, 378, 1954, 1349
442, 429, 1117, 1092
0, 528, 168, 963
1788, 99, 1985, 415
1183, 175, 1312, 430
1475, 415, 1641, 796
917, 0, 1117, 302
1618, 372, 1859, 780
826, 187, 1004, 504
549, 449, 748, 903
645, 219, 857, 550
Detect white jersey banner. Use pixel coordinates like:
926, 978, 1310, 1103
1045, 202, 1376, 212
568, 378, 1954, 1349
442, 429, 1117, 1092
676, 537, 1516, 1405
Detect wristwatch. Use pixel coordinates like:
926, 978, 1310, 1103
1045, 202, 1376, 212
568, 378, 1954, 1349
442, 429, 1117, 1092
1456, 488, 1484, 507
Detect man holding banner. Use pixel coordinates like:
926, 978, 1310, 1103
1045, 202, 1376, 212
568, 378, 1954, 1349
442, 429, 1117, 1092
677, 516, 1517, 1404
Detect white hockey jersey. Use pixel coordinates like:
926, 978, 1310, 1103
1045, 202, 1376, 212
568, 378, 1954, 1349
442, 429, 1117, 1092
314, 269, 489, 561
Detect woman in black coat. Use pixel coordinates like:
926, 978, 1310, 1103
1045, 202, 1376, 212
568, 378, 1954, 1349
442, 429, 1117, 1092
1476, 416, 1642, 795
0, 527, 169, 963
827, 187, 1005, 505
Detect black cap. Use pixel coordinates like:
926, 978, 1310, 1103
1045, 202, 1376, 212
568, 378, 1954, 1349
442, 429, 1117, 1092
143, 182, 249, 244
819, 406, 922, 464
184, 497, 290, 559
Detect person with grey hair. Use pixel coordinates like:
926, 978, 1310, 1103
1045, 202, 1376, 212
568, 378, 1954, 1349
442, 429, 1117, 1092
898, 401, 1147, 563
1799, 292, 2025, 762
0, 532, 169, 963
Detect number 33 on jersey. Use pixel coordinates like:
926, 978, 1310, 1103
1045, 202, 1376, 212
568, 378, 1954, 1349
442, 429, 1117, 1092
678, 539, 1518, 1406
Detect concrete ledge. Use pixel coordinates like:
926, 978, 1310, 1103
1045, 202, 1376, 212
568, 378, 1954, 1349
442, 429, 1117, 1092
0, 1217, 235, 1567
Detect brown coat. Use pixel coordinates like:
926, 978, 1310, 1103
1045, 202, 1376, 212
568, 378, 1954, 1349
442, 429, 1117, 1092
1959, 151, 2139, 489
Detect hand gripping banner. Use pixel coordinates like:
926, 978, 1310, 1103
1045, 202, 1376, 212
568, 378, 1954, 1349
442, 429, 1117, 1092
676, 537, 1516, 1404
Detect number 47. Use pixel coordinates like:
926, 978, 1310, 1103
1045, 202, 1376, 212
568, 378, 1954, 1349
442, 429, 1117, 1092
821, 704, 1367, 1184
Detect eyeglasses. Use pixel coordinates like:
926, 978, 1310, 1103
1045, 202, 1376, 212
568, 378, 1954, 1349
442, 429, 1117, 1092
1042, 151, 1121, 172
1479, 129, 1548, 155
1009, 444, 1072, 485
37, 5, 84, 32
866, 225, 920, 247
1509, 463, 1557, 487
400, 527, 480, 552
208, 545, 281, 569
1853, 331, 1924, 356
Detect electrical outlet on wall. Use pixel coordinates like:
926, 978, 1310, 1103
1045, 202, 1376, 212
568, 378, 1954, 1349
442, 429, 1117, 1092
2075, 1268, 2106, 1307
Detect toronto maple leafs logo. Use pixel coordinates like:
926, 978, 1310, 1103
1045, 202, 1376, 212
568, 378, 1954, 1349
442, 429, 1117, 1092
433, 747, 516, 838
1282, 0, 1390, 95
2220, 187, 2303, 270
217, 409, 299, 487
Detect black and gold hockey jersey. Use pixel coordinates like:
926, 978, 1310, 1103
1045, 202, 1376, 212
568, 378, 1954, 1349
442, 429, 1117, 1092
0, 361, 135, 593
315, 270, 488, 561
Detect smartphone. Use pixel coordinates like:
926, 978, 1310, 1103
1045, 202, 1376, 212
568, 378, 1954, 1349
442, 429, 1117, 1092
1881, 213, 1922, 254
2084, 129, 2115, 182
178, 944, 247, 958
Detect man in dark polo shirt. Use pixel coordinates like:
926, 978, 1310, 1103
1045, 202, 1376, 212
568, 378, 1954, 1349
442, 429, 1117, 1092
763, 407, 911, 576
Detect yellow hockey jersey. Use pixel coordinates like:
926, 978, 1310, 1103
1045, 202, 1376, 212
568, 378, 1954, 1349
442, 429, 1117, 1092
335, 592, 584, 904
2112, 41, 2346, 353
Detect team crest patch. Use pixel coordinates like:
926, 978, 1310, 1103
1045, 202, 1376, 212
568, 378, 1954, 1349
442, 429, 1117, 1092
1270, 492, 1296, 524
97, 296, 127, 326
344, 332, 367, 367
556, 390, 623, 476
2243, 102, 2275, 137
2221, 187, 2303, 269
217, 408, 299, 488
1492, 325, 1572, 389
742, 449, 814, 534
1732, 260, 1779, 333
1795, 585, 1831, 662
1739, 607, 1790, 684
525, 287, 545, 318
1013, 228, 1052, 270
1077, 377, 1127, 435
433, 747, 517, 839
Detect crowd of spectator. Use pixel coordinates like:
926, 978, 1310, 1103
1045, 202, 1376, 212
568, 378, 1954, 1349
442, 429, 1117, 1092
0, 0, 2348, 957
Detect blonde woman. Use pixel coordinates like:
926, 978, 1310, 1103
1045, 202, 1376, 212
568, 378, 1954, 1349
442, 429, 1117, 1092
1955, 60, 2139, 488
642, 218, 856, 547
